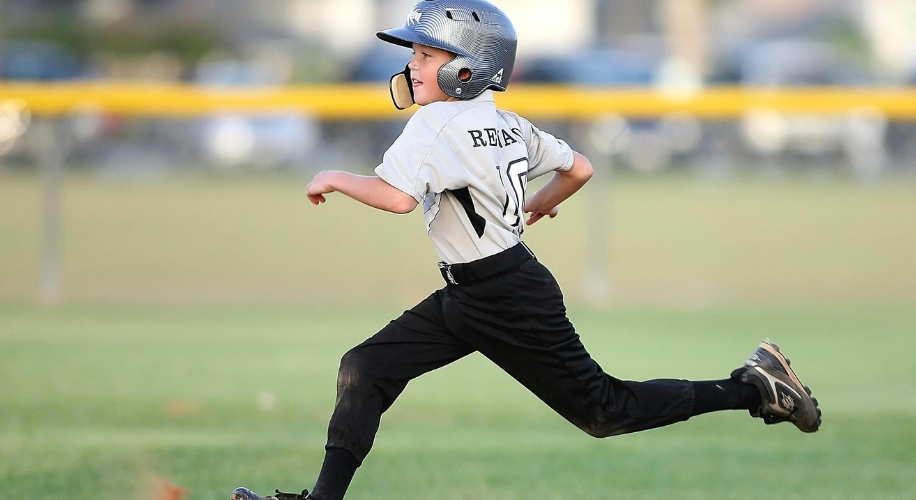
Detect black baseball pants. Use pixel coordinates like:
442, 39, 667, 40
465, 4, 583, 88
325, 247, 695, 462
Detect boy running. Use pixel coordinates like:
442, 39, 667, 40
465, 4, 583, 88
233, 1, 820, 499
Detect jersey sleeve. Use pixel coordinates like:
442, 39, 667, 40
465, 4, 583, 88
375, 108, 469, 202
513, 114, 575, 180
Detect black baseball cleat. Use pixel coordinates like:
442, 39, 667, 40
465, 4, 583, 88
731, 340, 821, 433
231, 487, 312, 500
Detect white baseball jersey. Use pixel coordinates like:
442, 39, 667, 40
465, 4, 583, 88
375, 90, 574, 264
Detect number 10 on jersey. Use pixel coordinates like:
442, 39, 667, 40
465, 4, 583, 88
500, 158, 528, 230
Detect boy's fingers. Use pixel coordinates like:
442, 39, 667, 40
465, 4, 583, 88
306, 180, 329, 204
525, 206, 559, 224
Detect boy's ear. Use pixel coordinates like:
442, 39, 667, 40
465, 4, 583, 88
390, 65, 415, 110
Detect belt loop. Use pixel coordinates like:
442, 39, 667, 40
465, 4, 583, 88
438, 262, 458, 285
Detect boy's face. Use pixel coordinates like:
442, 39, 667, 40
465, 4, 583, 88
409, 43, 459, 106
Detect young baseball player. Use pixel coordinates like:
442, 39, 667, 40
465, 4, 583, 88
232, 1, 820, 499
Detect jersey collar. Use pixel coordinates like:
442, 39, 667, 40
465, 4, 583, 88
469, 90, 495, 103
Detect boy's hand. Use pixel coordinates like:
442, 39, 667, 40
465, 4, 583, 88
307, 171, 337, 205
522, 151, 592, 225
525, 206, 559, 225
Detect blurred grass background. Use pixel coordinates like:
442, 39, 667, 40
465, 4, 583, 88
1, 171, 915, 499
3, 171, 915, 307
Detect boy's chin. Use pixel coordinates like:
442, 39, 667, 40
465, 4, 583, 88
414, 91, 450, 106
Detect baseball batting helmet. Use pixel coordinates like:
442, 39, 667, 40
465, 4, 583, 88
377, 0, 517, 108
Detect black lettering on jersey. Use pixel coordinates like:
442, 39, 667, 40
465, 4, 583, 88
485, 128, 500, 147
501, 129, 518, 146
469, 128, 521, 148
468, 130, 487, 148
449, 187, 486, 238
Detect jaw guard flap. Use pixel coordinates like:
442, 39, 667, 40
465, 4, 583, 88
389, 65, 415, 110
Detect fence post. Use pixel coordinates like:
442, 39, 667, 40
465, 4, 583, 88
32, 119, 65, 305
582, 154, 612, 305
577, 113, 636, 306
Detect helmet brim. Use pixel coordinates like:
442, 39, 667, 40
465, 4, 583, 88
377, 28, 472, 58
376, 29, 414, 49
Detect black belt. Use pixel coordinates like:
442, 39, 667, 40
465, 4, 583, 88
438, 242, 535, 286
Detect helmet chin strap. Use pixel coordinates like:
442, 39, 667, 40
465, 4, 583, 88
389, 65, 415, 110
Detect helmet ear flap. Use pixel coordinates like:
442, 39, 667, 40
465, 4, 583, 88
389, 65, 415, 110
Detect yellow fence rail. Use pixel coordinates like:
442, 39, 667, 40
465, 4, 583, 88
2, 81, 916, 120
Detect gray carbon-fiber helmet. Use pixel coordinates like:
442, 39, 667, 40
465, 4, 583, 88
377, 0, 517, 101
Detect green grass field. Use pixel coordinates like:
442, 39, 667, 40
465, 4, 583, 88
2, 172, 915, 499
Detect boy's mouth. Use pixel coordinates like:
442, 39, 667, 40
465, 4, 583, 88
412, 78, 422, 88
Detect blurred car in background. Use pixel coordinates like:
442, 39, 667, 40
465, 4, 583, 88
0, 40, 84, 80
194, 59, 319, 171
513, 46, 706, 174
334, 44, 413, 166
346, 43, 411, 83
720, 38, 887, 177
514, 48, 661, 86
0, 40, 83, 161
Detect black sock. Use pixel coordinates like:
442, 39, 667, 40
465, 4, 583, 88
310, 448, 360, 500
690, 378, 761, 416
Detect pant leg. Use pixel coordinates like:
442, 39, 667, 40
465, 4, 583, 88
326, 288, 473, 462
442, 259, 695, 437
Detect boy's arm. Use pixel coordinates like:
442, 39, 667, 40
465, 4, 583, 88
307, 170, 419, 214
524, 151, 593, 225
